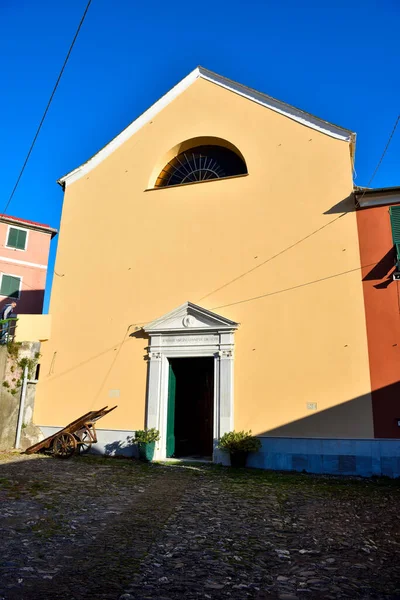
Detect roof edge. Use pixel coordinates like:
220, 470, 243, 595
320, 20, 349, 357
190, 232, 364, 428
58, 66, 355, 189
0, 215, 58, 238
354, 185, 400, 195
198, 67, 354, 141
354, 185, 400, 208
58, 67, 202, 188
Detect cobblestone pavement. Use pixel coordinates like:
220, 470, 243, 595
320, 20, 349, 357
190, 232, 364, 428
0, 452, 399, 600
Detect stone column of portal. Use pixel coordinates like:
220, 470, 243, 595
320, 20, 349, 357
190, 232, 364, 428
218, 349, 234, 437
146, 351, 162, 431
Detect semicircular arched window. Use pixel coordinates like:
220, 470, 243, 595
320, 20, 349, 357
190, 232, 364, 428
155, 145, 247, 188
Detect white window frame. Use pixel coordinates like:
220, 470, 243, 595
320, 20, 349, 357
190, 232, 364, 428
5, 225, 29, 252
0, 272, 22, 299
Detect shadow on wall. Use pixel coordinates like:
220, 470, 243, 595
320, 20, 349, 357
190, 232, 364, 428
96, 436, 138, 458
256, 394, 373, 439
323, 195, 354, 215
254, 382, 400, 440
0, 289, 44, 315
361, 247, 396, 289
88, 381, 400, 469
245, 381, 400, 477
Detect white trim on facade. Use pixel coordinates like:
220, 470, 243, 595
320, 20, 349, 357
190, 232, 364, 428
199, 69, 354, 142
58, 67, 355, 189
143, 302, 239, 461
5, 224, 29, 252
0, 271, 22, 299
0, 255, 47, 270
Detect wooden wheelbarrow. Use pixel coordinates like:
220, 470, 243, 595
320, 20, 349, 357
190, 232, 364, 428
25, 406, 117, 459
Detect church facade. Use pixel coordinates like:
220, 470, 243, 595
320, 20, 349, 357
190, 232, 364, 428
34, 68, 400, 476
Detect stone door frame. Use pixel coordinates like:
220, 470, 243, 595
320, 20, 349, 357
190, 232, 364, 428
144, 302, 238, 461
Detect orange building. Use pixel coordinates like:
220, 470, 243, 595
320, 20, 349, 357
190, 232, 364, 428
33, 68, 400, 475
355, 187, 400, 442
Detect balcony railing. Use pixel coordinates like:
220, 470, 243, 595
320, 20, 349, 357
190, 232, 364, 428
0, 318, 18, 344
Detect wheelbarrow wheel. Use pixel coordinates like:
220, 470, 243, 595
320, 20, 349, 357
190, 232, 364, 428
53, 433, 77, 459
78, 431, 92, 454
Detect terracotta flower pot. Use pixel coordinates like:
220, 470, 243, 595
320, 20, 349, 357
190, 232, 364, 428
230, 451, 248, 468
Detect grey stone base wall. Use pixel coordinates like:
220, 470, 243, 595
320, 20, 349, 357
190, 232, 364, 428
244, 437, 400, 478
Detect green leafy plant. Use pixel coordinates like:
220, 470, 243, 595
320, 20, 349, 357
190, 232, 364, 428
18, 356, 37, 379
4, 346, 40, 397
217, 430, 261, 454
7, 341, 21, 360
134, 428, 160, 444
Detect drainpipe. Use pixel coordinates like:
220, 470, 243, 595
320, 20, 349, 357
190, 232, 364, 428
15, 365, 28, 449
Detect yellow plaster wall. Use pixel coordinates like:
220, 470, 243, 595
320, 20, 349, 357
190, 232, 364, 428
15, 314, 51, 343
34, 78, 372, 437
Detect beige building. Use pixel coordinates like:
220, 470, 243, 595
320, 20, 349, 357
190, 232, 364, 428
34, 67, 398, 475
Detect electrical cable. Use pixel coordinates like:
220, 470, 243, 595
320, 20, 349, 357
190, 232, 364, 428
356, 114, 400, 206
1, 0, 93, 217
199, 213, 347, 302
211, 262, 377, 311
202, 114, 400, 303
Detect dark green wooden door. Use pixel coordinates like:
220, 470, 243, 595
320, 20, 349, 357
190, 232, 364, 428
166, 363, 176, 458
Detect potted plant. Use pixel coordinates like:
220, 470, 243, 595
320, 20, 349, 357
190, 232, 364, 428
217, 430, 261, 468
134, 428, 160, 462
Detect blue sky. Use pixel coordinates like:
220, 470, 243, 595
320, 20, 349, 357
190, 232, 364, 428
1, 0, 399, 311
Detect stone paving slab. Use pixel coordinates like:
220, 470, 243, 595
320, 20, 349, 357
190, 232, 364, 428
0, 451, 399, 599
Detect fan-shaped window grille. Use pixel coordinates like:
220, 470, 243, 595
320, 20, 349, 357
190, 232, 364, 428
155, 145, 247, 188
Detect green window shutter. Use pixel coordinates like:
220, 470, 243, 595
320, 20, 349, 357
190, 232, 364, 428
389, 206, 400, 263
7, 227, 27, 250
16, 229, 27, 250
0, 275, 20, 298
7, 228, 18, 248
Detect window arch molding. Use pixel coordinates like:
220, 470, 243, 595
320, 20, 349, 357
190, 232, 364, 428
148, 136, 247, 189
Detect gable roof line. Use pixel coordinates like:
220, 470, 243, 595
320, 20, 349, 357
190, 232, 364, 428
58, 66, 356, 189
199, 67, 354, 140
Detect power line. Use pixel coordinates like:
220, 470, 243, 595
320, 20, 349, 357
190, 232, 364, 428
1, 0, 93, 217
203, 114, 400, 304
366, 114, 400, 188
211, 262, 377, 311
356, 113, 400, 206
200, 213, 346, 301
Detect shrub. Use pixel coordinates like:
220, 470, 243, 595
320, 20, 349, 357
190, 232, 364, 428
134, 428, 160, 444
217, 430, 261, 454
7, 341, 21, 359
18, 357, 37, 379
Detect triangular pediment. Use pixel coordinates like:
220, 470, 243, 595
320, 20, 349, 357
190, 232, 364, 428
58, 67, 354, 189
144, 301, 239, 333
